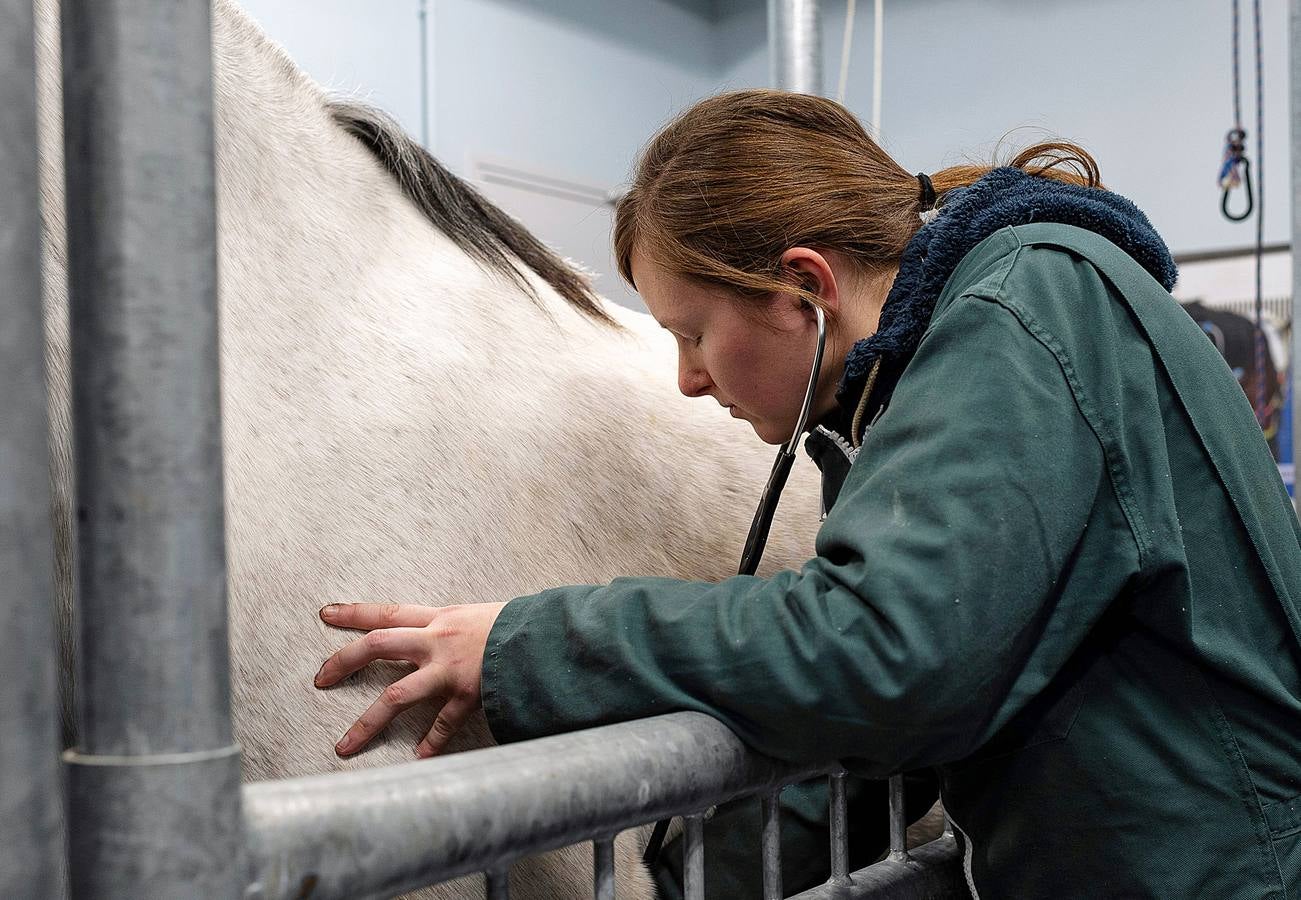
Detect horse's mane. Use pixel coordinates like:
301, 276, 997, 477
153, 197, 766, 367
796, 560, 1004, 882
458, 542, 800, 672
328, 100, 616, 327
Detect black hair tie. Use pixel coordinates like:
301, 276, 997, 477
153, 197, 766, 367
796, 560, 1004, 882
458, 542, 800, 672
916, 172, 936, 210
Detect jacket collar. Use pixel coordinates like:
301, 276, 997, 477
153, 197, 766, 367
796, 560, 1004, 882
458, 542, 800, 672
832, 168, 1179, 441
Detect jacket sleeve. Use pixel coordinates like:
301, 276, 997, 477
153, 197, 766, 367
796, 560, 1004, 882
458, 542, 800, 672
480, 293, 1118, 773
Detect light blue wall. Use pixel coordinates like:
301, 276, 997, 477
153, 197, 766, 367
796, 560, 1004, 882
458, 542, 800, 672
715, 0, 1291, 254
238, 0, 720, 188
236, 0, 1291, 260
430, 0, 718, 185
237, 0, 427, 135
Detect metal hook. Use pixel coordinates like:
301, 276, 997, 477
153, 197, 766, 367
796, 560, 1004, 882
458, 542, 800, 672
1221, 157, 1254, 222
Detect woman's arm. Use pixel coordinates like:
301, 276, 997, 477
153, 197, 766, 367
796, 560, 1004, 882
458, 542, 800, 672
315, 293, 1121, 769
477, 294, 1121, 771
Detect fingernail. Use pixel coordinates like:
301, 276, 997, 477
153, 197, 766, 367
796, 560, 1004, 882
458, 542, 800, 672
320, 604, 339, 619
336, 735, 353, 755
313, 665, 326, 686
415, 743, 431, 759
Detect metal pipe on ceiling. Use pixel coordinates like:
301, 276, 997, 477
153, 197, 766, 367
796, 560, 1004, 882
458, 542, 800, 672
769, 0, 824, 95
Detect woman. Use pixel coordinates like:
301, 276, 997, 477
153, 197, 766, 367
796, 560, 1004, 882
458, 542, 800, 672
313, 90, 1301, 897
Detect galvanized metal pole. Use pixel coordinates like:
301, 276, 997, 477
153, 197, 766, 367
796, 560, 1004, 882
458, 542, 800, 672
59, 1, 241, 896
871, 0, 884, 132
1291, 0, 1301, 503
419, 0, 431, 148
0, 0, 67, 896
769, 0, 824, 95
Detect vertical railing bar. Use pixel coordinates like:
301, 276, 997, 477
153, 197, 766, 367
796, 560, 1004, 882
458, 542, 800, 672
593, 836, 616, 900
485, 866, 511, 900
761, 790, 784, 900
887, 774, 908, 862
0, 0, 66, 895
1291, 0, 1301, 492
59, 0, 241, 896
683, 814, 705, 900
828, 769, 850, 883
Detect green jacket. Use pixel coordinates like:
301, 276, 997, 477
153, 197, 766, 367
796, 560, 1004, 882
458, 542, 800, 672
481, 222, 1301, 897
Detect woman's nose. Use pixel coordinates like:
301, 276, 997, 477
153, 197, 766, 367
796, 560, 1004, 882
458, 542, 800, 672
677, 355, 713, 398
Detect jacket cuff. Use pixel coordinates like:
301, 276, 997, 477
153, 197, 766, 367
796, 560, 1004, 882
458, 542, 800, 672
480, 590, 558, 746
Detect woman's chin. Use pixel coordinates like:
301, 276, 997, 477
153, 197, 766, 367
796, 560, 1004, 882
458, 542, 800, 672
726, 407, 787, 445
749, 419, 787, 445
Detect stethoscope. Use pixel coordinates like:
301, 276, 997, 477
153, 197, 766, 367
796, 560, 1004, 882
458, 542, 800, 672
738, 303, 827, 576
643, 304, 828, 867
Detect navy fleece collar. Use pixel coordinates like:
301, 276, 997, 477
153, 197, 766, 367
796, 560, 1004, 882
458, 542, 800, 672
836, 168, 1178, 412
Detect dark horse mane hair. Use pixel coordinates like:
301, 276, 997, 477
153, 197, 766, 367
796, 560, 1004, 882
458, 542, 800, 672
328, 99, 616, 327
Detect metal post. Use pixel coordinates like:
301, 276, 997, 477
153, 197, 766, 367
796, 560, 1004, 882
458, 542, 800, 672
886, 773, 908, 862
769, 0, 823, 95
760, 792, 783, 900
59, 1, 241, 896
683, 815, 705, 900
419, 0, 431, 148
1291, 0, 1301, 502
593, 838, 615, 900
828, 770, 849, 883
871, 0, 884, 133
0, 0, 67, 896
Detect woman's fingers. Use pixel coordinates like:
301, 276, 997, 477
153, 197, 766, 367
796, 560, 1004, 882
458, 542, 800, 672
334, 663, 449, 757
319, 602, 437, 631
416, 697, 476, 759
312, 601, 505, 758
314, 626, 432, 688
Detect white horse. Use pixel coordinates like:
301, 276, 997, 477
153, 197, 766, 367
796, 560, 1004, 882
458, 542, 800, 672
35, 1, 821, 896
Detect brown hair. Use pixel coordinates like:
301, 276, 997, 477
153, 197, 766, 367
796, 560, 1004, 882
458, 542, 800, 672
614, 89, 1101, 312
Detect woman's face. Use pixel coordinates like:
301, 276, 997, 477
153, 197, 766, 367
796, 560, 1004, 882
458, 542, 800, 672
631, 247, 841, 445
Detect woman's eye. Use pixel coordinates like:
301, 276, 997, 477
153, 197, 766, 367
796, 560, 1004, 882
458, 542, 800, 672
693, 335, 703, 347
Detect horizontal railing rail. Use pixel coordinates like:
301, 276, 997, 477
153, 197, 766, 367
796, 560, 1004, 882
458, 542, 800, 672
243, 711, 965, 900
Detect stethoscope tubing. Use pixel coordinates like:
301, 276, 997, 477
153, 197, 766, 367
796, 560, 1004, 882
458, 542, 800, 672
738, 305, 827, 575
644, 304, 828, 866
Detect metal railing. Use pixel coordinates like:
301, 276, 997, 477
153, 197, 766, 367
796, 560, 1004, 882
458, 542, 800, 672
243, 711, 965, 900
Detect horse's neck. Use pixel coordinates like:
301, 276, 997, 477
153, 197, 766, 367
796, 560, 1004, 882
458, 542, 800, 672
203, 2, 759, 598
210, 0, 583, 356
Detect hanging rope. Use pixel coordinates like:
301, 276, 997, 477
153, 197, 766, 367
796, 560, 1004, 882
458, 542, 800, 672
1248, 0, 1268, 430
1220, 0, 1270, 429
836, 0, 857, 104
1219, 0, 1252, 221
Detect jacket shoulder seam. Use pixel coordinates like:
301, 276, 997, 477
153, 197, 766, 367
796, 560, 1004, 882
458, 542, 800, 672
957, 284, 1151, 571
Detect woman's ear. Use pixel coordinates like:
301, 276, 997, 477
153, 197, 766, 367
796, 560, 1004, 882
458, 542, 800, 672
780, 247, 841, 321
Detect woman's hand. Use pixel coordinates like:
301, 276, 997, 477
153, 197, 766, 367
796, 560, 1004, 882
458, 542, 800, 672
314, 601, 508, 758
